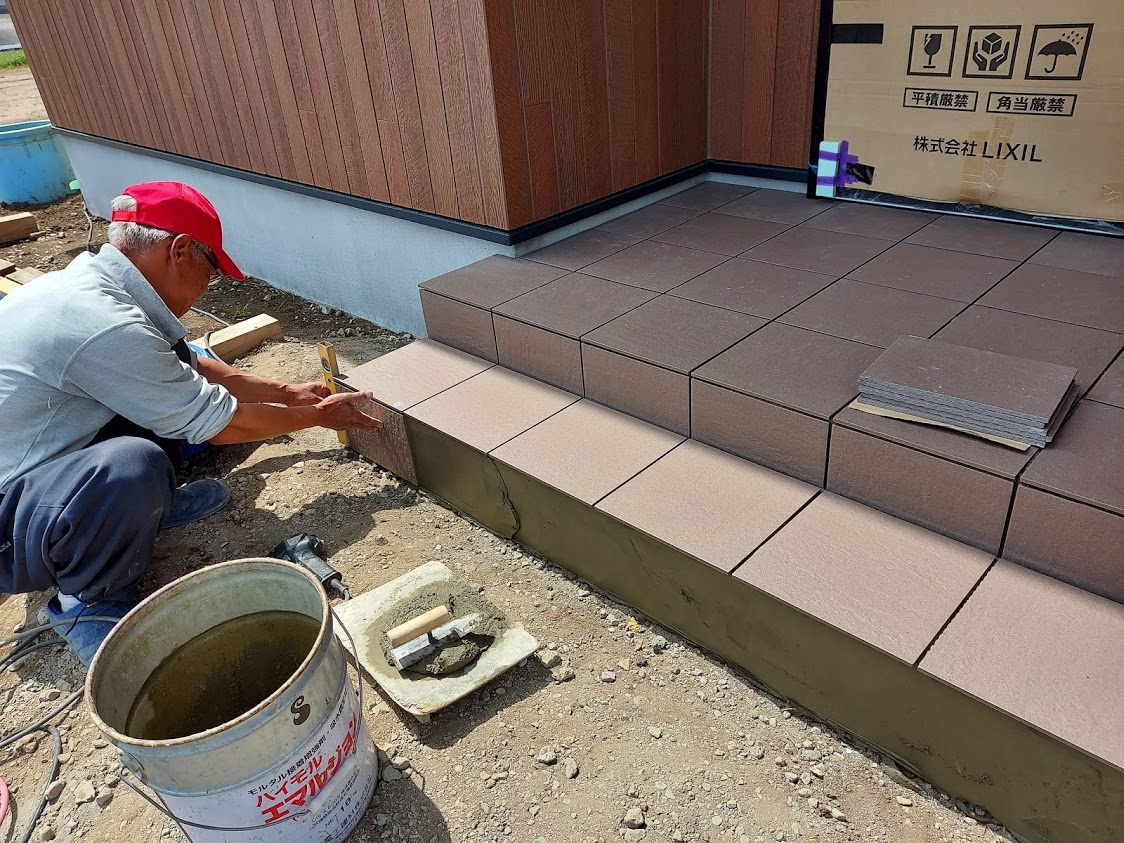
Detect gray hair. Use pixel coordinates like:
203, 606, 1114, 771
107, 194, 175, 255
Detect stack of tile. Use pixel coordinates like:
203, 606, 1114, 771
853, 336, 1078, 449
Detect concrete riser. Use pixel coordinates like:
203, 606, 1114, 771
404, 416, 1124, 843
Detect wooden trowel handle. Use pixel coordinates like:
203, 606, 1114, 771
386, 605, 452, 648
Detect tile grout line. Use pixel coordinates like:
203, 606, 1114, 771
1084, 345, 1124, 399
590, 438, 692, 509
913, 557, 997, 668
727, 490, 824, 578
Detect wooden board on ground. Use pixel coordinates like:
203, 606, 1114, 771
0, 277, 22, 298
206, 314, 283, 361
0, 258, 16, 276
0, 213, 39, 245
8, 267, 44, 284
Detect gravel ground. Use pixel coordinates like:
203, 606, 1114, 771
0, 201, 1021, 843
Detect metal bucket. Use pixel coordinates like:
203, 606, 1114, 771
85, 559, 378, 842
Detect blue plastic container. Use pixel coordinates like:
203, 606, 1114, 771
0, 119, 77, 205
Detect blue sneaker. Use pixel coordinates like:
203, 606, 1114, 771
39, 596, 138, 666
160, 479, 231, 530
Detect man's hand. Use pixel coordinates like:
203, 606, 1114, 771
314, 391, 383, 431
284, 381, 332, 406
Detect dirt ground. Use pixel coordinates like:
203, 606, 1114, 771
0, 66, 46, 124
0, 201, 1018, 843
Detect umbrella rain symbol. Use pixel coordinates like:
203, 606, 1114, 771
1038, 29, 1085, 73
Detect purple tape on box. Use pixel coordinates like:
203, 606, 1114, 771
816, 141, 861, 190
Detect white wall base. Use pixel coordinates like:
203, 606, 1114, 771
62, 136, 515, 336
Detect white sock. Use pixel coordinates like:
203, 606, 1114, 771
57, 593, 83, 611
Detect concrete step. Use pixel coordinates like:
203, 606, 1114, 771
342, 338, 1123, 843
416, 193, 1124, 603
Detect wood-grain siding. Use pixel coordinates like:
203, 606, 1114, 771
708, 0, 821, 170
8, 0, 509, 228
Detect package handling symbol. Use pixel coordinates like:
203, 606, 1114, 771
1026, 24, 1093, 80
963, 25, 1021, 79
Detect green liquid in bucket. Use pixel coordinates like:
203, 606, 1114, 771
125, 610, 321, 740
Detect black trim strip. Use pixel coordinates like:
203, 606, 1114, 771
55, 127, 807, 246
807, 0, 836, 198
831, 23, 883, 44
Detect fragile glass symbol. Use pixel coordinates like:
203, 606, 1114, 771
923, 33, 943, 68
1038, 30, 1083, 73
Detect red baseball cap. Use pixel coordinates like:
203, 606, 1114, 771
110, 182, 245, 280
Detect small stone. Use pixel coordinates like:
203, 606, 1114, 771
536, 747, 558, 765
650, 635, 668, 653
537, 651, 562, 670
563, 758, 579, 779
811, 765, 826, 778
648, 727, 662, 739
45, 780, 65, 801
44, 689, 61, 701
830, 808, 847, 822
382, 767, 402, 782
784, 772, 799, 784
801, 750, 822, 762
774, 757, 787, 767
600, 670, 617, 684
671, 832, 685, 843
711, 815, 723, 827
797, 788, 812, 798
623, 831, 647, 843
74, 780, 96, 804
896, 795, 913, 807
552, 666, 576, 683
95, 789, 113, 808
622, 807, 646, 829
39, 827, 56, 842
748, 747, 765, 760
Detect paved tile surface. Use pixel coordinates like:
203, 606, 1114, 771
659, 182, 754, 211
904, 215, 1058, 260
1028, 231, 1124, 278
420, 256, 567, 307
582, 240, 728, 292
802, 203, 938, 241
743, 227, 890, 276
524, 230, 639, 271
494, 273, 656, 339
1089, 355, 1124, 408
847, 243, 1017, 302
671, 259, 836, 319
653, 213, 790, 256
344, 339, 493, 410
596, 204, 701, 238
920, 560, 1124, 770
977, 263, 1124, 333
492, 400, 684, 504
420, 290, 499, 361
715, 189, 836, 225
737, 493, 992, 664
598, 440, 816, 572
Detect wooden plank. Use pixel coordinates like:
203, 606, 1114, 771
8, 268, 44, 284
514, 0, 552, 106
574, 0, 611, 201
132, 0, 202, 160
743, 0, 780, 164
274, 0, 332, 186
221, 0, 283, 176
152, 0, 217, 161
605, 0, 637, 191
709, 0, 746, 161
97, 0, 161, 149
330, 0, 391, 202
631, 0, 660, 182
237, 0, 294, 178
250, 0, 314, 183
524, 102, 561, 219
431, 0, 486, 224
355, 0, 412, 206
207, 0, 269, 175
185, 0, 253, 170
313, 0, 371, 196
0, 213, 38, 245
163, 0, 225, 160
207, 315, 284, 361
770, 0, 819, 168
549, 0, 582, 210
116, 1, 177, 152
48, 0, 112, 138
380, 0, 436, 211
0, 258, 16, 276
403, 0, 459, 217
677, 3, 710, 168
0, 277, 23, 298
472, 0, 521, 227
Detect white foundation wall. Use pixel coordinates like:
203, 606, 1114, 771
61, 136, 515, 336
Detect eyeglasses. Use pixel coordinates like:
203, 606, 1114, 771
193, 242, 225, 284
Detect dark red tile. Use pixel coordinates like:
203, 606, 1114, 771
827, 425, 1012, 553
583, 296, 765, 374
1020, 401, 1123, 516
1004, 487, 1124, 604
652, 213, 789, 256
659, 182, 755, 211
743, 227, 890, 276
779, 279, 964, 348
420, 290, 497, 361
670, 259, 835, 319
935, 306, 1123, 396
905, 216, 1058, 260
1089, 355, 1124, 408
582, 345, 690, 435
847, 243, 1018, 302
694, 323, 881, 419
494, 316, 584, 395
803, 203, 938, 241
920, 560, 1124, 768
343, 339, 493, 412
1029, 231, 1124, 279
347, 402, 417, 485
493, 273, 656, 339
692, 380, 829, 485
738, 493, 992, 664
523, 229, 639, 271
977, 264, 1124, 333
834, 406, 1035, 480
419, 256, 567, 308
595, 203, 701, 238
582, 240, 728, 292
715, 189, 836, 224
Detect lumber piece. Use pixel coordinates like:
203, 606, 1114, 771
0, 258, 16, 275
0, 212, 39, 245
8, 267, 43, 284
206, 314, 283, 361
0, 277, 22, 298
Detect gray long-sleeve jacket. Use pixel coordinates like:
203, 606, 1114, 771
0, 244, 237, 493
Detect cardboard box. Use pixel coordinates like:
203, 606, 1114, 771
824, 0, 1124, 222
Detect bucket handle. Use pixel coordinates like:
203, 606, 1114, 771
117, 610, 367, 833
